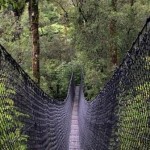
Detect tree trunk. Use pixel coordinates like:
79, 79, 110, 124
29, 0, 40, 85
0, 47, 1, 68
109, 0, 118, 66
130, 0, 135, 6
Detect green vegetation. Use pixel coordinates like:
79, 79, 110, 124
0, 1, 150, 149
0, 83, 28, 149
0, 0, 149, 99
0, 1, 148, 99
117, 82, 150, 150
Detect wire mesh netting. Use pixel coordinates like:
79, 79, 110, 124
78, 18, 150, 150
0, 45, 75, 150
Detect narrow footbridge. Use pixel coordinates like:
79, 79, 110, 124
69, 86, 80, 150
0, 18, 150, 150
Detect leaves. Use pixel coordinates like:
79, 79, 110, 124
0, 83, 28, 149
0, 0, 149, 100
117, 82, 150, 149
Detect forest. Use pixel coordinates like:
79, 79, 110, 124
0, 0, 150, 150
0, 0, 150, 99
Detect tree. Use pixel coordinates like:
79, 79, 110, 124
0, 0, 150, 99
29, 0, 40, 85
109, 0, 118, 66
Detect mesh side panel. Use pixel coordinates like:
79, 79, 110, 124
0, 45, 75, 150
78, 18, 150, 150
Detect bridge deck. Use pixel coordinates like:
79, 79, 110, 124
69, 86, 80, 150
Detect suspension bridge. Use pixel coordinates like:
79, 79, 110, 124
0, 18, 150, 150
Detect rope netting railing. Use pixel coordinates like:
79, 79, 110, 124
78, 18, 150, 150
0, 45, 75, 150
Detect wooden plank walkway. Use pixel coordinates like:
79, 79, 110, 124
69, 86, 80, 150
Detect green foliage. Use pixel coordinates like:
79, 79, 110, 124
72, 0, 150, 99
117, 82, 150, 150
40, 60, 71, 99
115, 0, 150, 61
0, 0, 150, 100
0, 83, 28, 149
0, 1, 73, 99
38, 0, 74, 98
75, 51, 111, 100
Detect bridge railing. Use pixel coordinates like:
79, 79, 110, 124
78, 18, 150, 150
0, 45, 75, 150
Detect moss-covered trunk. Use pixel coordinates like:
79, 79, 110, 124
110, 0, 118, 66
29, 0, 40, 85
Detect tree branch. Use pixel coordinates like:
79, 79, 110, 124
55, 1, 68, 14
